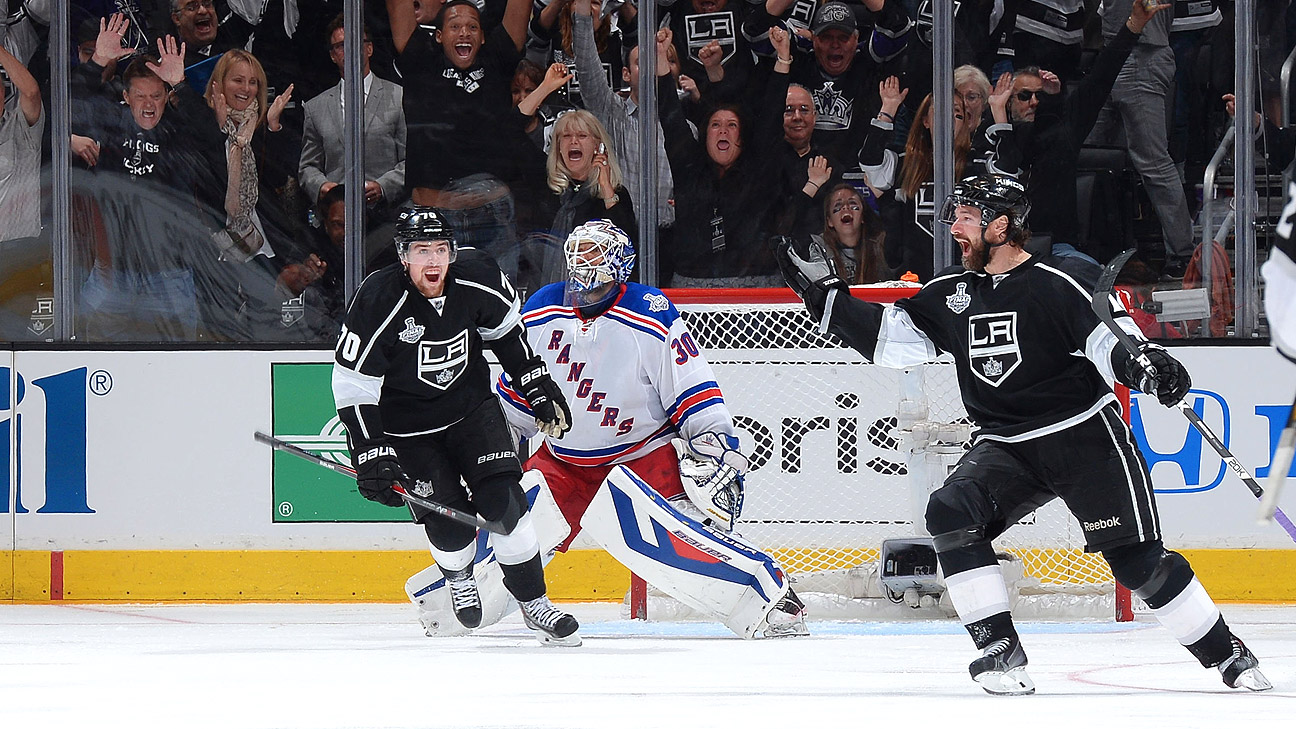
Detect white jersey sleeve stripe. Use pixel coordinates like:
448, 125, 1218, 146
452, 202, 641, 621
457, 277, 515, 307
477, 298, 524, 341
355, 291, 408, 372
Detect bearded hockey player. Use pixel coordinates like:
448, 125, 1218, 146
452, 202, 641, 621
779, 174, 1271, 694
491, 219, 807, 639
332, 206, 581, 646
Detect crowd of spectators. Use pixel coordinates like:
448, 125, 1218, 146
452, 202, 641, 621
1, 0, 1293, 343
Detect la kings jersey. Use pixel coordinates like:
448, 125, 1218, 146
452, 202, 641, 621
826, 254, 1147, 441
496, 282, 736, 466
333, 249, 532, 439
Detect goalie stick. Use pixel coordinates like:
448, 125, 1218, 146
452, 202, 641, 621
1092, 250, 1296, 542
253, 432, 509, 535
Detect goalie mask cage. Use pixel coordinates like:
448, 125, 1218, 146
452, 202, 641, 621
649, 287, 1133, 622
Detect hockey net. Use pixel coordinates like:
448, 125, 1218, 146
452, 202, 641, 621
661, 287, 1130, 621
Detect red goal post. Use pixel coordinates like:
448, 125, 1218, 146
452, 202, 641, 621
654, 285, 1133, 622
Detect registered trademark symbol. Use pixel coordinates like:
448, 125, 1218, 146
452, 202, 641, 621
88, 370, 113, 396
278, 501, 294, 517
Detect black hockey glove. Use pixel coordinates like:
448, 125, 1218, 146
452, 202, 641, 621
1119, 343, 1192, 407
353, 445, 410, 507
517, 358, 572, 438
775, 236, 848, 323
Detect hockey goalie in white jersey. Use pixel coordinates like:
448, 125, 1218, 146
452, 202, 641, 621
406, 220, 807, 639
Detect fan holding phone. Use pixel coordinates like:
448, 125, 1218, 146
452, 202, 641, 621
535, 108, 638, 288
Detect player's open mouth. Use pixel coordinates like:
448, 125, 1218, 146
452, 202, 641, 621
455, 43, 473, 59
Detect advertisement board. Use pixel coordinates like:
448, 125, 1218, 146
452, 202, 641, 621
0, 346, 1291, 551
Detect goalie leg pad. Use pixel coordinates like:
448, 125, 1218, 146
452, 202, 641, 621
405, 471, 569, 636
581, 465, 792, 639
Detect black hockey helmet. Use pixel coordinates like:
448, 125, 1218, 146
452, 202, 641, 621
937, 174, 1031, 230
394, 206, 457, 262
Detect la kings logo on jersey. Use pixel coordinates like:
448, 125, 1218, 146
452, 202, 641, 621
418, 330, 470, 390
685, 12, 737, 65
280, 295, 306, 327
967, 312, 1021, 386
813, 81, 852, 131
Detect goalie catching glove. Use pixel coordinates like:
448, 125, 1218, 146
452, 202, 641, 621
775, 236, 848, 322
680, 432, 748, 532
518, 358, 573, 438
1114, 342, 1192, 407
353, 445, 410, 507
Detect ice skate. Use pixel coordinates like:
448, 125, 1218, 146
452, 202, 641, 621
1218, 636, 1273, 692
969, 637, 1035, 696
756, 588, 809, 638
442, 566, 483, 629
520, 596, 582, 647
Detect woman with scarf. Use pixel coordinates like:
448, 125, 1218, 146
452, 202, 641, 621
197, 48, 308, 341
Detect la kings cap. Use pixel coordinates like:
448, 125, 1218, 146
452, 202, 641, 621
812, 2, 857, 36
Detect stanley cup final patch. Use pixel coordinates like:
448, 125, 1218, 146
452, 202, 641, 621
945, 282, 971, 313
967, 312, 1021, 386
418, 330, 470, 390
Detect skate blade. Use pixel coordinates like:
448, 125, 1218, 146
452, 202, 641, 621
532, 629, 582, 647
975, 667, 1036, 696
757, 620, 810, 639
1232, 668, 1274, 692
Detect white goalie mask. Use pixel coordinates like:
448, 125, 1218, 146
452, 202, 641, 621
563, 220, 636, 307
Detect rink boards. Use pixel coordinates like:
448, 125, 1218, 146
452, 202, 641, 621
2, 345, 1294, 602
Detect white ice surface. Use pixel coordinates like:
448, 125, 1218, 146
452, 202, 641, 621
1, 603, 1292, 728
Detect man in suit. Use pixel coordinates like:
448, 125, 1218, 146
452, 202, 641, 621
298, 15, 407, 220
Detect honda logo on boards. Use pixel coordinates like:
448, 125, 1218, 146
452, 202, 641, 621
1129, 389, 1295, 494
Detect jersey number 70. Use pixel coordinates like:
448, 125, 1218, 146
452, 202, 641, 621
337, 324, 362, 364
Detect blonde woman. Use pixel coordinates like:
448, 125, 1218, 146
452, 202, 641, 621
204, 48, 295, 261
860, 76, 987, 281
199, 48, 302, 341
534, 108, 635, 286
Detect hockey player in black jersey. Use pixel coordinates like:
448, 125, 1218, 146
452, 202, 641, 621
779, 174, 1272, 694
332, 206, 581, 646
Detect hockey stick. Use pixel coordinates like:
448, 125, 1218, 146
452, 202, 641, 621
253, 432, 508, 534
1257, 392, 1296, 525
1092, 250, 1296, 542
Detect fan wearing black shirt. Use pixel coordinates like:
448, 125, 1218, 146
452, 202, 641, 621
778, 174, 1272, 696
386, 0, 547, 281
332, 207, 580, 646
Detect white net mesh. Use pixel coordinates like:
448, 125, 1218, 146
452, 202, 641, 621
676, 295, 1117, 616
